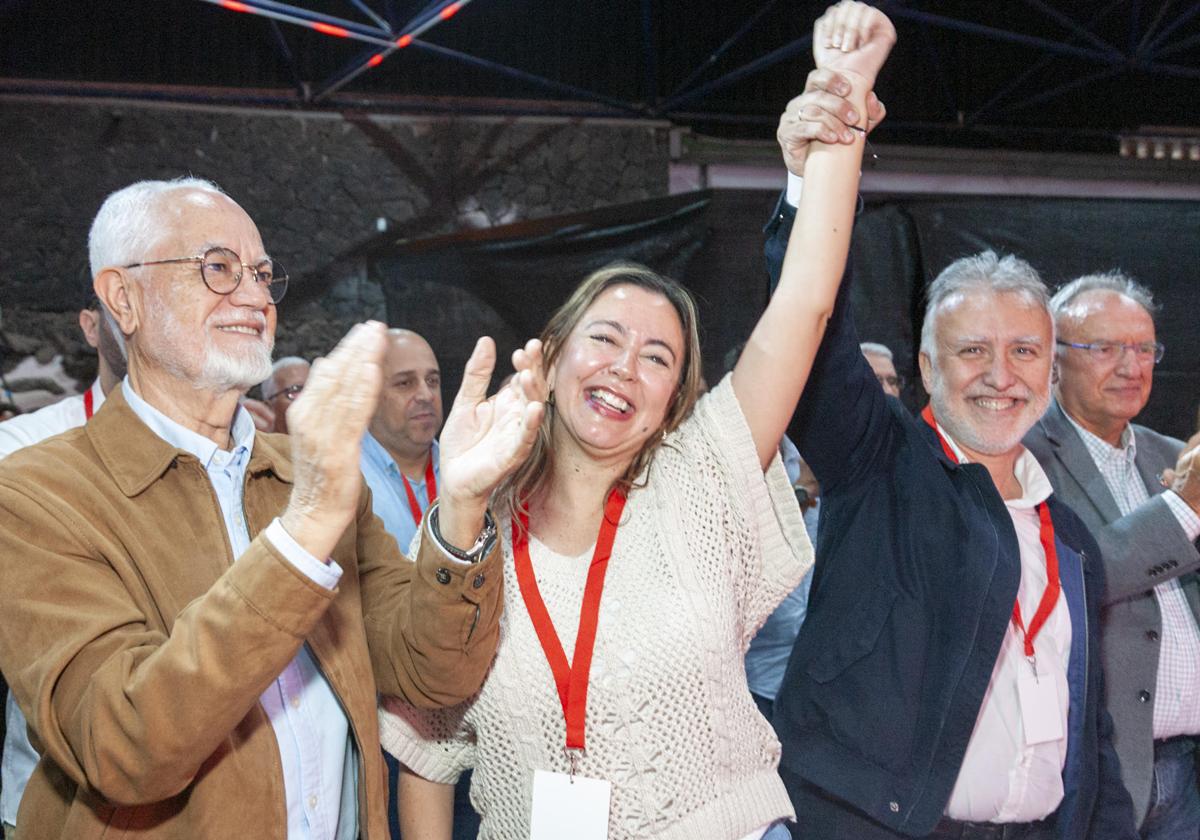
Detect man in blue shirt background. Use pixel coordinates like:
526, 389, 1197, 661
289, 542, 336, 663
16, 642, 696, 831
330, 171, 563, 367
361, 329, 443, 553
359, 329, 481, 840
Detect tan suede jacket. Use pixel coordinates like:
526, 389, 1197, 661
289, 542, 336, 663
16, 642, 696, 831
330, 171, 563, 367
0, 387, 503, 840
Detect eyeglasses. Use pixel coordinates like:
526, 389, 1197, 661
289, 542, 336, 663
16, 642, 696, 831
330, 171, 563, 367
1056, 339, 1164, 365
124, 247, 289, 304
876, 373, 906, 390
265, 384, 304, 402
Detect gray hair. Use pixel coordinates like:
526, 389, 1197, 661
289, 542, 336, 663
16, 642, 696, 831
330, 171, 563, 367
859, 341, 893, 360
261, 356, 310, 400
920, 251, 1050, 360
1049, 270, 1157, 325
88, 177, 227, 277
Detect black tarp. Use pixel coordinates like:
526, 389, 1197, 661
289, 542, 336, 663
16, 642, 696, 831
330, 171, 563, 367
368, 191, 723, 406
368, 189, 1199, 441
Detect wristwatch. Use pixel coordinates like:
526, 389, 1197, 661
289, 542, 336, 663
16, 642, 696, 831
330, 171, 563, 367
428, 502, 498, 564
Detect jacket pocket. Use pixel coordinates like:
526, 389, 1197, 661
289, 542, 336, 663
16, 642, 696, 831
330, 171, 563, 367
807, 580, 898, 683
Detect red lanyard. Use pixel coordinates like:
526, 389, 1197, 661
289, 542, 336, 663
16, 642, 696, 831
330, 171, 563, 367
83, 386, 95, 420
400, 456, 437, 524
512, 488, 627, 751
921, 405, 1060, 662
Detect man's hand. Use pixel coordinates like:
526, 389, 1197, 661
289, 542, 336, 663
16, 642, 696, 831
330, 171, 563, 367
813, 1, 897, 89
437, 337, 547, 547
281, 321, 387, 560
778, 68, 886, 177
1170, 430, 1200, 515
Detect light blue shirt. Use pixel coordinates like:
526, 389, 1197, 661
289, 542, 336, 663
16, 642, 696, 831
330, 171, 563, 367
745, 435, 816, 703
123, 381, 356, 840
360, 432, 439, 555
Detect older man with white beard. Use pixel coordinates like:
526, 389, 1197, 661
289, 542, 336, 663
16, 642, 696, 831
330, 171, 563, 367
761, 140, 1135, 834
0, 177, 545, 840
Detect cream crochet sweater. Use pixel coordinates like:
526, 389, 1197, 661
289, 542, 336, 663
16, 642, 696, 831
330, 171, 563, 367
380, 377, 813, 840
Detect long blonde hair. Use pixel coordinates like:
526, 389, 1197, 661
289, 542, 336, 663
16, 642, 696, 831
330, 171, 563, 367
494, 262, 703, 523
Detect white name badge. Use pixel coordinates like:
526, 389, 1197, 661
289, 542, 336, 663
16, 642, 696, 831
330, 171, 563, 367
531, 769, 612, 840
1017, 668, 1065, 746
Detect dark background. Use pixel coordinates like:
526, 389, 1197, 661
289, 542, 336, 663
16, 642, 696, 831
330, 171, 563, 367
3, 1, 1198, 153
1, 1, 1195, 434
366, 188, 1200, 441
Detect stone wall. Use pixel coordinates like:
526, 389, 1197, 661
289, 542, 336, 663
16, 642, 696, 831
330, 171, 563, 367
0, 96, 669, 409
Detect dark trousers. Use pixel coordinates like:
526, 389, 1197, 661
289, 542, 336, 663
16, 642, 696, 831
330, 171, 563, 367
780, 765, 1054, 840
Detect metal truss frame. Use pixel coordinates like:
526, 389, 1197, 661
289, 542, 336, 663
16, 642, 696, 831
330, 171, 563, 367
6, 1, 1198, 143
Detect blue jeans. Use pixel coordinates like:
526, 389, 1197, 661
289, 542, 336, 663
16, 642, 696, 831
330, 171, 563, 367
1140, 736, 1200, 840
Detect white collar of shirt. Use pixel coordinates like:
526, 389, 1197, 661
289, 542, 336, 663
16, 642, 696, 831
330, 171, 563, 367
121, 377, 256, 466
935, 421, 1053, 510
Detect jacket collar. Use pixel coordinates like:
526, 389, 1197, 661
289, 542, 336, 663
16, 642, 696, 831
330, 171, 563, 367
1036, 399, 1122, 522
917, 412, 961, 471
88, 384, 293, 498
1035, 398, 1073, 448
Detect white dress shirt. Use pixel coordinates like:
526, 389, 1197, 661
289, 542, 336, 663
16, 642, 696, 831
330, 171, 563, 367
939, 428, 1072, 823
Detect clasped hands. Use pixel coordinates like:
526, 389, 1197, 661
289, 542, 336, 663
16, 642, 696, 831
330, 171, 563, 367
281, 321, 546, 561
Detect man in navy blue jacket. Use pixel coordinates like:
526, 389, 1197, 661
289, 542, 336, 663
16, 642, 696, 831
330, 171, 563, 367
762, 87, 1136, 839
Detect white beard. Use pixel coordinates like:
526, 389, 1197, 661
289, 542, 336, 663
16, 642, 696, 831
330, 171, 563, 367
145, 285, 274, 393
197, 335, 274, 392
928, 364, 1049, 456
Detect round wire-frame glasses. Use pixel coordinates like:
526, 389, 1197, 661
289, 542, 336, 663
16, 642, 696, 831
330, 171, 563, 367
124, 246, 288, 304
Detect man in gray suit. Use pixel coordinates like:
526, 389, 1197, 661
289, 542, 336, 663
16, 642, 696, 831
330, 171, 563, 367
1024, 271, 1200, 839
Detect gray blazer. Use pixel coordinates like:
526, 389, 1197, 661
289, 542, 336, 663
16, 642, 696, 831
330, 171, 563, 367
1025, 400, 1200, 825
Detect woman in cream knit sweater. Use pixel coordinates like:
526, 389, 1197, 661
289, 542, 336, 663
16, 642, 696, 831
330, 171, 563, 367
381, 4, 896, 838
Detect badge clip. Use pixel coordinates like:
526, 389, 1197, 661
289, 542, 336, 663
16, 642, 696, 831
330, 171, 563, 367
564, 747, 585, 782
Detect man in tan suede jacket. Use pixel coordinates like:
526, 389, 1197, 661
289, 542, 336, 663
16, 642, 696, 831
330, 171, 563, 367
0, 178, 546, 840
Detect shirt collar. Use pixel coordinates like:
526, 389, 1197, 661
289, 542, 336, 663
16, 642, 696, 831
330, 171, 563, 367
1064, 410, 1136, 462
361, 431, 438, 481
122, 376, 256, 469
935, 421, 1053, 509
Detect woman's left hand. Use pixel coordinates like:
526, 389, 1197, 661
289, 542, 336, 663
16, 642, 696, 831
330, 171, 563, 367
436, 338, 547, 544
812, 1, 897, 91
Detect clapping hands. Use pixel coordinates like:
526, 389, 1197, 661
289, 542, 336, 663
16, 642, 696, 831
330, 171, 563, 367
436, 337, 547, 546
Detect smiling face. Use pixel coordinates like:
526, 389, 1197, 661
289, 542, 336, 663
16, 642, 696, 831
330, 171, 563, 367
548, 283, 686, 469
368, 330, 443, 465
131, 190, 276, 393
1054, 289, 1155, 446
919, 288, 1053, 460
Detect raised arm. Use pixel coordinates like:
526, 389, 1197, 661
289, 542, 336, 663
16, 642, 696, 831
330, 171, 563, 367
733, 0, 895, 469
397, 766, 455, 840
